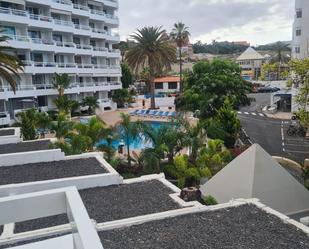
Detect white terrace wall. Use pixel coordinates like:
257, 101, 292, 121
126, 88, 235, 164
0, 153, 123, 197
0, 128, 21, 145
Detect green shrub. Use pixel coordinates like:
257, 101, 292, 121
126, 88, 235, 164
202, 195, 218, 206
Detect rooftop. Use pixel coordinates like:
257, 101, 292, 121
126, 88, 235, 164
200, 144, 309, 215
237, 47, 265, 61
154, 76, 181, 83
0, 157, 107, 186
13, 180, 181, 233
0, 140, 51, 155
99, 204, 309, 249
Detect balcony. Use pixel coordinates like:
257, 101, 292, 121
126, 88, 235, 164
0, 82, 122, 99
0, 6, 118, 32
21, 61, 121, 75
4, 35, 120, 57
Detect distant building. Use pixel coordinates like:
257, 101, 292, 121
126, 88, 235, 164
154, 76, 180, 94
233, 41, 250, 47
292, 0, 309, 59
236, 47, 267, 80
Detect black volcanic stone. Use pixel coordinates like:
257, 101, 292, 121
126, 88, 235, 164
14, 180, 181, 233
0, 140, 51, 155
0, 129, 14, 136
99, 205, 309, 249
0, 158, 107, 185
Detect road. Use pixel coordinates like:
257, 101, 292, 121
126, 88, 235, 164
239, 93, 309, 164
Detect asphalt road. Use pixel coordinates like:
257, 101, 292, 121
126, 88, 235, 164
239, 114, 309, 164
238, 93, 309, 164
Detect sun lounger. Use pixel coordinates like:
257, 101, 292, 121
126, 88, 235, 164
136, 110, 146, 116
129, 110, 139, 116
161, 112, 169, 118
154, 111, 164, 118
148, 110, 157, 116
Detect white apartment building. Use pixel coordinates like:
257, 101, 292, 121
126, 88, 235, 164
292, 0, 309, 60
0, 0, 121, 125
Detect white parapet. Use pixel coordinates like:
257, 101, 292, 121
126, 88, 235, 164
0, 187, 104, 249
0, 128, 21, 145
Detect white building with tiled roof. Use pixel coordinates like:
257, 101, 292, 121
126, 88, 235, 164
236, 47, 266, 80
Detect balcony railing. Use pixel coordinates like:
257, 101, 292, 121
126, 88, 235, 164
0, 82, 121, 92
6, 35, 120, 54
22, 60, 121, 71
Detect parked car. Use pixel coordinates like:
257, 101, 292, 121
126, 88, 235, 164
257, 86, 280, 93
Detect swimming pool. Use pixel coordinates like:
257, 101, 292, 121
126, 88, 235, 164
98, 121, 167, 151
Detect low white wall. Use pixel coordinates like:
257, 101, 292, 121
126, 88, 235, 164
0, 149, 65, 167
0, 152, 123, 197
0, 128, 21, 145
155, 97, 175, 108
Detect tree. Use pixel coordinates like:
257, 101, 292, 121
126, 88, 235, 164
17, 108, 38, 141
112, 88, 133, 108
50, 114, 72, 143
197, 139, 232, 175
118, 113, 143, 167
121, 63, 133, 88
141, 124, 168, 173
97, 127, 118, 162
126, 26, 176, 109
54, 95, 75, 115
0, 35, 24, 93
178, 60, 251, 118
205, 99, 241, 148
81, 96, 99, 115
52, 73, 70, 97
270, 42, 291, 80
164, 155, 211, 189
170, 22, 190, 93
73, 117, 107, 150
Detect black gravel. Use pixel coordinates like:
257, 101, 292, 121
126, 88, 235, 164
99, 204, 309, 249
79, 180, 181, 223
0, 158, 107, 185
0, 129, 14, 136
14, 180, 181, 233
0, 226, 3, 235
0, 140, 51, 155
14, 215, 68, 234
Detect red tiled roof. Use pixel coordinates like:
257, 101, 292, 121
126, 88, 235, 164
154, 76, 181, 83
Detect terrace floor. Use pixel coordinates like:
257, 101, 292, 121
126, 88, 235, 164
13, 180, 182, 233
0, 130, 14, 136
0, 158, 107, 185
99, 204, 309, 249
0, 140, 51, 155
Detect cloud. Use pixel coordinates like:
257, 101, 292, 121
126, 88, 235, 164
118, 0, 294, 45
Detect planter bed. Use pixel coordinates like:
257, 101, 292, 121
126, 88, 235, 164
0, 129, 14, 137
0, 140, 51, 155
0, 158, 107, 186
15, 180, 181, 233
99, 205, 309, 249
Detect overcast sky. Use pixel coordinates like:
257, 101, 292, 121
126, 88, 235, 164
118, 0, 294, 46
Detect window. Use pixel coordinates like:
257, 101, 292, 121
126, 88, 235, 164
296, 9, 302, 18
295, 47, 300, 54
2, 26, 15, 37
296, 28, 301, 36
155, 83, 163, 89
53, 34, 62, 42
168, 82, 178, 89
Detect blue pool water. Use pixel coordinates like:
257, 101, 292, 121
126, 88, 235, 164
98, 121, 167, 150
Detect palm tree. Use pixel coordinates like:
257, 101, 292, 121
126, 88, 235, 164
52, 73, 70, 97
170, 22, 190, 93
54, 95, 75, 115
119, 113, 143, 167
17, 108, 38, 141
82, 96, 99, 115
0, 35, 24, 93
97, 127, 118, 162
270, 42, 291, 80
126, 26, 176, 109
50, 114, 72, 143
